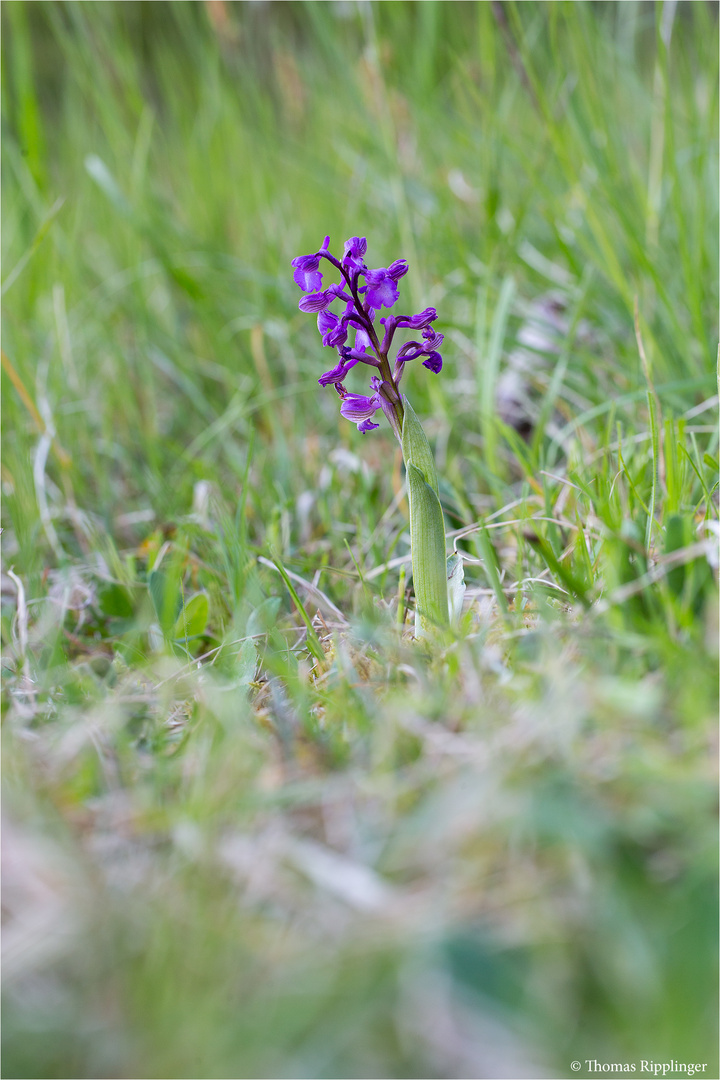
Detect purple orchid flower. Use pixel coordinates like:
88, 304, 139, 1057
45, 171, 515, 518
291, 254, 323, 293
298, 289, 335, 313
318, 355, 359, 387
317, 310, 348, 349
292, 236, 443, 435
342, 236, 368, 272
339, 386, 382, 431
359, 261, 409, 311
420, 327, 444, 373
396, 307, 437, 329
392, 328, 445, 380
292, 236, 332, 292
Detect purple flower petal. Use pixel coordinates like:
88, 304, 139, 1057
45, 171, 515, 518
388, 259, 409, 281
328, 282, 353, 303
422, 328, 444, 349
338, 347, 381, 367
317, 310, 348, 348
397, 308, 437, 329
422, 352, 443, 374
396, 340, 423, 360
342, 236, 367, 271
317, 309, 337, 335
354, 327, 372, 353
291, 249, 326, 292
339, 391, 382, 422
293, 266, 322, 291
319, 356, 358, 386
362, 269, 399, 311
394, 328, 443, 367
339, 384, 383, 433
299, 289, 335, 313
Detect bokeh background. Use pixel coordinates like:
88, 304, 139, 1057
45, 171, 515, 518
2, 3, 718, 1078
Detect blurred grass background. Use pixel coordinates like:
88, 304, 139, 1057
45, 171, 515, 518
2, 2, 718, 1078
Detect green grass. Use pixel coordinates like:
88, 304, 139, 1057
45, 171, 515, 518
2, 3, 718, 1078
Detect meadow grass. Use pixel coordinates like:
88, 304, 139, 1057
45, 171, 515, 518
2, 3, 718, 1078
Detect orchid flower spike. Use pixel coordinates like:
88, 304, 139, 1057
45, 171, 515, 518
292, 236, 442, 437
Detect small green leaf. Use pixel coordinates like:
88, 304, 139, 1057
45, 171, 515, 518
236, 638, 258, 685
98, 583, 134, 619
407, 463, 449, 634
148, 569, 182, 634
173, 593, 209, 641
402, 398, 439, 496
446, 552, 466, 625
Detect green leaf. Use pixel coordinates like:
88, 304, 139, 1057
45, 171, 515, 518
98, 583, 134, 619
173, 593, 209, 641
401, 397, 439, 496
529, 531, 591, 609
235, 638, 258, 685
270, 554, 325, 663
664, 513, 691, 596
407, 463, 449, 634
446, 552, 466, 626
148, 569, 182, 634
402, 400, 448, 636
